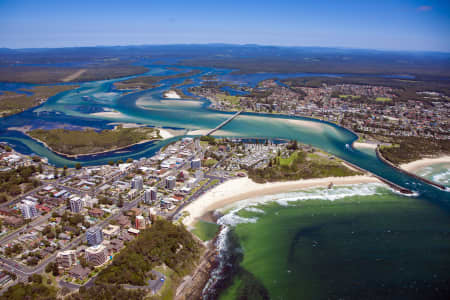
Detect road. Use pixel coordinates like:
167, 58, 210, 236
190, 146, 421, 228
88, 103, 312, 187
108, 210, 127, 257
0, 146, 205, 282
0, 195, 142, 280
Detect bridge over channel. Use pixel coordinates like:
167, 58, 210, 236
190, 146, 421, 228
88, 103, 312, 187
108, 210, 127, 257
206, 110, 243, 136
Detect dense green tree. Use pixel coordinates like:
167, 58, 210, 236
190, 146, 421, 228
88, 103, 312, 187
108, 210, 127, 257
28, 274, 43, 284
2, 282, 56, 300
96, 219, 203, 286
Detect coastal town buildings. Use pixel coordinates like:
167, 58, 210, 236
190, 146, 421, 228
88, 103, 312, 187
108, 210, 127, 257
85, 244, 107, 266
86, 226, 103, 246
135, 215, 146, 229
56, 250, 76, 269
19, 200, 38, 219
69, 197, 83, 213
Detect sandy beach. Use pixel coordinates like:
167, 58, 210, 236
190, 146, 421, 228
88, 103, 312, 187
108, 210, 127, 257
284, 118, 325, 132
400, 156, 450, 173
163, 90, 181, 99
187, 129, 211, 136
182, 175, 380, 226
158, 128, 176, 139
353, 142, 378, 149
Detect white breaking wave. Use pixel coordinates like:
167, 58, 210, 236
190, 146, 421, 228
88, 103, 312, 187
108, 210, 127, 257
217, 183, 385, 227
418, 167, 433, 177
202, 225, 230, 299
244, 207, 265, 214
217, 210, 258, 226
432, 170, 450, 186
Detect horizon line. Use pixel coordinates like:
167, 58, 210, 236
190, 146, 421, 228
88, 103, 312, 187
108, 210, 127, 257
1, 43, 449, 55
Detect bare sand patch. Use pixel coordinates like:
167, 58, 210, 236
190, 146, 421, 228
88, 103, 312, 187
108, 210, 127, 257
353, 142, 378, 149
62, 69, 86, 82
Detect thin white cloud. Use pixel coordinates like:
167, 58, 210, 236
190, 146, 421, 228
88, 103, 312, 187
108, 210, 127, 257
418, 5, 432, 12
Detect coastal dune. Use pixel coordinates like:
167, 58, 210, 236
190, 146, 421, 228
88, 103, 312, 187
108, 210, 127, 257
182, 175, 380, 226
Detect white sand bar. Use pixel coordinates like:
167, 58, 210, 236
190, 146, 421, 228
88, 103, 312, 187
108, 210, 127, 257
164, 90, 181, 99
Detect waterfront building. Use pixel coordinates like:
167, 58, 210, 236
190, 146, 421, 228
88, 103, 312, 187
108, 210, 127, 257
86, 226, 103, 246
70, 197, 83, 213
20, 200, 38, 219
165, 176, 176, 189
56, 250, 76, 269
85, 244, 107, 266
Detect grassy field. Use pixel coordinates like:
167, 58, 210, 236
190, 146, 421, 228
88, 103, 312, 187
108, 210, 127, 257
339, 94, 361, 99
216, 93, 241, 106
204, 158, 218, 168
375, 96, 392, 102
0, 85, 77, 117
28, 126, 161, 156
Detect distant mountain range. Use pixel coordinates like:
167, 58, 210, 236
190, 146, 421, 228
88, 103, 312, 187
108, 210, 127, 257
0, 44, 449, 77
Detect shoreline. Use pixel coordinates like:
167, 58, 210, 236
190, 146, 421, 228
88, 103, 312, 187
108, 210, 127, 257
182, 175, 381, 226
400, 156, 450, 173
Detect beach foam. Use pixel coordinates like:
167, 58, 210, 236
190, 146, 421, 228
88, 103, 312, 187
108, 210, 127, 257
217, 183, 384, 226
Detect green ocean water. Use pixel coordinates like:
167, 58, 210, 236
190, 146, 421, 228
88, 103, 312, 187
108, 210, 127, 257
215, 184, 450, 300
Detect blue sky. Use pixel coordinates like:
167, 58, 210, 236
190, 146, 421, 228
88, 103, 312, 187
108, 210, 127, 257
0, 0, 449, 51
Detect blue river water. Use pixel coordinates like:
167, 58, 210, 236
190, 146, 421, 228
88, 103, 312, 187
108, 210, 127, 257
0, 63, 449, 209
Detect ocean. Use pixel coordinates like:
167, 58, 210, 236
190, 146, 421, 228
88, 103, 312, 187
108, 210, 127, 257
203, 166, 450, 299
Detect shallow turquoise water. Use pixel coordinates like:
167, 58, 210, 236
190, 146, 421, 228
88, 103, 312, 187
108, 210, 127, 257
0, 64, 449, 207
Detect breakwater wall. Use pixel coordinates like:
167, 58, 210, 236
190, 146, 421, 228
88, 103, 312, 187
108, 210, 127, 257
375, 147, 446, 191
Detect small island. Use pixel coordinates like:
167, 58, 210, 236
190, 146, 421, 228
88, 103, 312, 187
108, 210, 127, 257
28, 125, 162, 157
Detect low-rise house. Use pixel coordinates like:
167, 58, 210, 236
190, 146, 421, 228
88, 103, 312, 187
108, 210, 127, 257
69, 265, 90, 280
88, 208, 104, 218
102, 224, 120, 239
116, 215, 131, 228
2, 216, 24, 226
